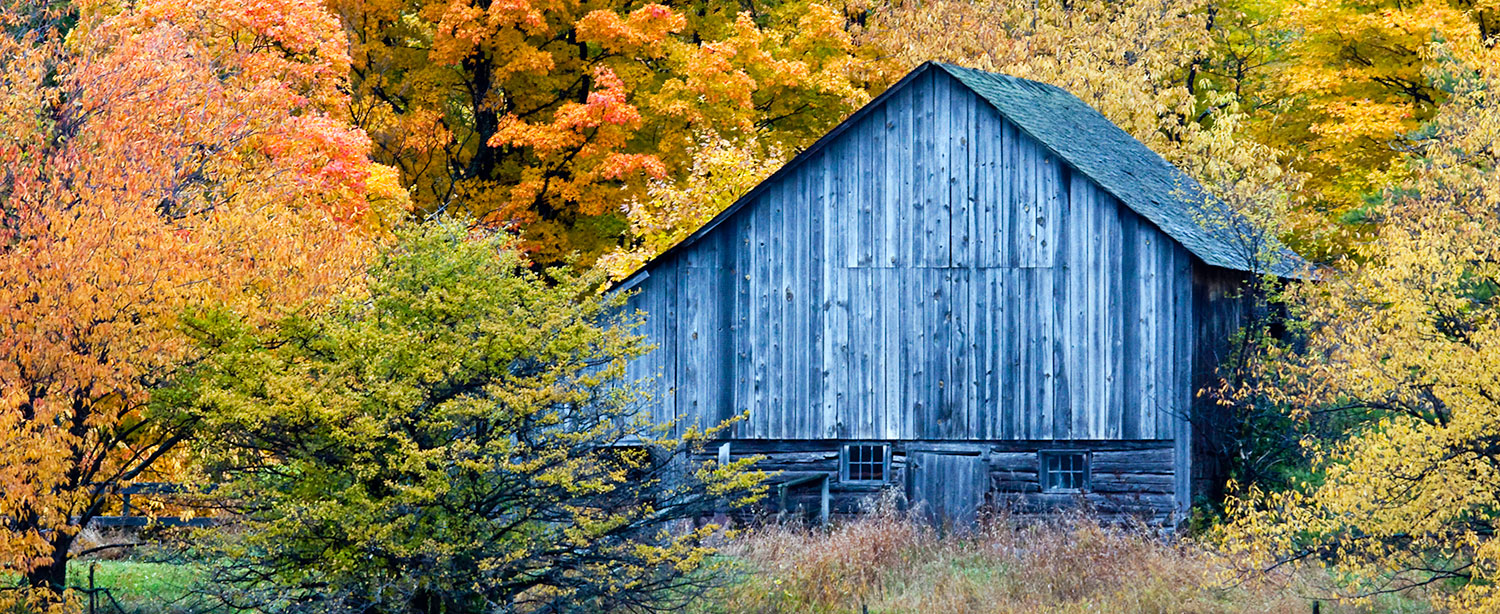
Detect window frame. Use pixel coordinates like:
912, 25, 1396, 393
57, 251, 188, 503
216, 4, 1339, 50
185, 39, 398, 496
839, 443, 891, 484
1038, 450, 1091, 493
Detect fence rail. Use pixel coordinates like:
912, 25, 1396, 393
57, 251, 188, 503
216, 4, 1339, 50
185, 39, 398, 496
85, 482, 217, 529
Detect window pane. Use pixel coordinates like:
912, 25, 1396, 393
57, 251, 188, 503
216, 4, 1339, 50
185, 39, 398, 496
1041, 452, 1087, 492
844, 445, 886, 482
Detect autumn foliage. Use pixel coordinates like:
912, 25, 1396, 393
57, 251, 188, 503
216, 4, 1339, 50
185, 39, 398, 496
0, 0, 404, 601
11, 0, 1500, 610
167, 221, 764, 613
1219, 46, 1500, 613
333, 0, 868, 263
1221, 0, 1500, 257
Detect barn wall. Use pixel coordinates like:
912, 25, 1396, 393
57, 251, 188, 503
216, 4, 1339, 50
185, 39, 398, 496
697, 440, 1179, 524
1186, 264, 1255, 509
621, 69, 1198, 443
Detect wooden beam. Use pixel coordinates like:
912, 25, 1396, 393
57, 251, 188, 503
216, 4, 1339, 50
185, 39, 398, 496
820, 474, 830, 524
777, 473, 831, 525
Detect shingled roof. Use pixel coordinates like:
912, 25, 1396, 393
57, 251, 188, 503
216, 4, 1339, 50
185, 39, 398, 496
933, 62, 1304, 277
616, 62, 1304, 287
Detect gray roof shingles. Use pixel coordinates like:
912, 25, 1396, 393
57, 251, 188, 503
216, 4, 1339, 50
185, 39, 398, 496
934, 62, 1305, 277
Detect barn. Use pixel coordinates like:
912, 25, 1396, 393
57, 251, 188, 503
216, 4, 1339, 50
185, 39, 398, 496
615, 62, 1304, 526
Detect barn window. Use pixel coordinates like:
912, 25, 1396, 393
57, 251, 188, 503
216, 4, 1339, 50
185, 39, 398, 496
840, 444, 890, 483
1040, 451, 1089, 492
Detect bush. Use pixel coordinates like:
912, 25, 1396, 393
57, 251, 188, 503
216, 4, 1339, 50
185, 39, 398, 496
166, 220, 763, 614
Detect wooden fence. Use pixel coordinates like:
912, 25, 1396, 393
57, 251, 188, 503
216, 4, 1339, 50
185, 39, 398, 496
87, 482, 214, 528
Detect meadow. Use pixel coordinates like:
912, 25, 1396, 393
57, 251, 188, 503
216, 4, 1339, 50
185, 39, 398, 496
700, 509, 1431, 614
70, 511, 1433, 614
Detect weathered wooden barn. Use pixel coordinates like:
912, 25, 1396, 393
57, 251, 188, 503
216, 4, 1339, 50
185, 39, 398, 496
616, 62, 1303, 526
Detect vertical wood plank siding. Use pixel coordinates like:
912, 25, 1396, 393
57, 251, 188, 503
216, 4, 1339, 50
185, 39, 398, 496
622, 70, 1199, 442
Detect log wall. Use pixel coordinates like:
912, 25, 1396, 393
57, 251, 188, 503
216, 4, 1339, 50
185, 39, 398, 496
700, 439, 1179, 524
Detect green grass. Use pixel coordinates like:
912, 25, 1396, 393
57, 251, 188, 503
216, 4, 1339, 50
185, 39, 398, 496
66, 560, 203, 614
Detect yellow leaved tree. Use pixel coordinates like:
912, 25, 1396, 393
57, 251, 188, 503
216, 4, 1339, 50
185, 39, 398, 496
1241, 0, 1500, 259
1219, 43, 1500, 613
167, 221, 766, 613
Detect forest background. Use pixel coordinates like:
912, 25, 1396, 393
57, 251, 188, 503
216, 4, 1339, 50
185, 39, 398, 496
7, 0, 1500, 611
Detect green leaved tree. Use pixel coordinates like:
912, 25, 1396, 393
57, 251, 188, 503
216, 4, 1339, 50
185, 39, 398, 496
168, 220, 763, 614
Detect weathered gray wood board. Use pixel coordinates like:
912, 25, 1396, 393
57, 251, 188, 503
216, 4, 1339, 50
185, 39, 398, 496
910, 452, 988, 528
1185, 265, 1254, 506
621, 68, 1197, 443
699, 440, 1179, 523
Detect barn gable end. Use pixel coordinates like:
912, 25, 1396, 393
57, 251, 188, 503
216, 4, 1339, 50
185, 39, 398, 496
619, 64, 1285, 524
626, 66, 1195, 438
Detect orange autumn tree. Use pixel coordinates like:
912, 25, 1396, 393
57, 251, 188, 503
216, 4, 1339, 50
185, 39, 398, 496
331, 0, 867, 263
0, 0, 406, 602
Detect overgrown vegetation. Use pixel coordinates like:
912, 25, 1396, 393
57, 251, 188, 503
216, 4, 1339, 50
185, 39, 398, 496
704, 508, 1431, 614
56, 509, 1435, 614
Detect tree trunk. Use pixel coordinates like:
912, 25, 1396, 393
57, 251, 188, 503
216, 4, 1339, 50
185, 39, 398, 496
24, 533, 73, 595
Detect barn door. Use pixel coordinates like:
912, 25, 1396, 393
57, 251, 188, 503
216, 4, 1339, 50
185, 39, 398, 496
908, 451, 988, 528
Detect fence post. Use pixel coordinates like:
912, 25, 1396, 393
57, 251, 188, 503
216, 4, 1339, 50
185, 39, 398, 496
819, 475, 830, 525
88, 562, 97, 614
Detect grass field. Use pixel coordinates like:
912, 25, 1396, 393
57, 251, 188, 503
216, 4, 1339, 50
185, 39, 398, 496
695, 510, 1434, 614
66, 513, 1434, 614
65, 560, 202, 614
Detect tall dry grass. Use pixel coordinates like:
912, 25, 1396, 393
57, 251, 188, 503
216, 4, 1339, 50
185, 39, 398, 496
703, 500, 1430, 614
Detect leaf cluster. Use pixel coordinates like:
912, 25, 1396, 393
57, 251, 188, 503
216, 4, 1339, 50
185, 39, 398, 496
168, 221, 764, 614
336, 0, 870, 265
